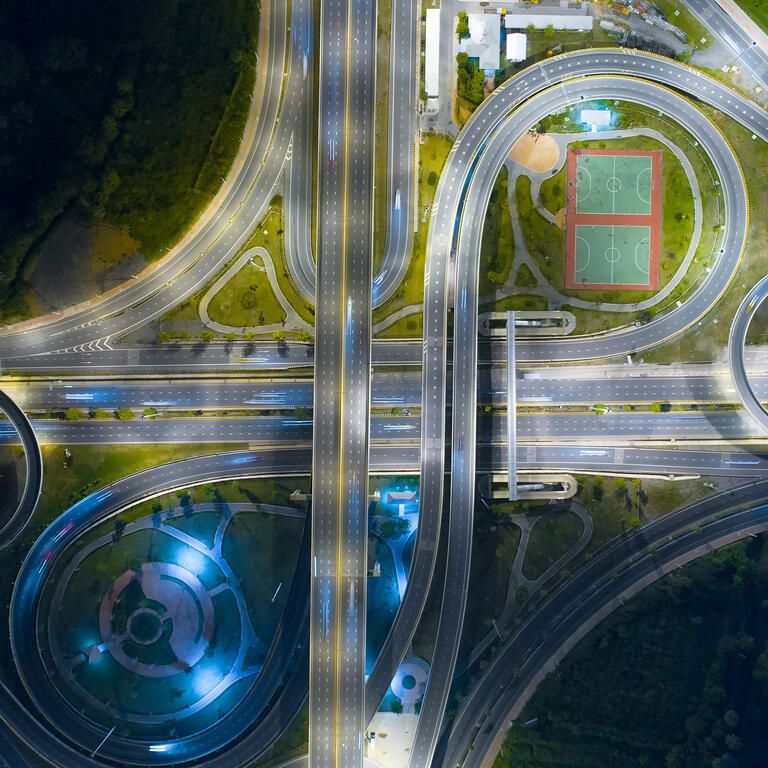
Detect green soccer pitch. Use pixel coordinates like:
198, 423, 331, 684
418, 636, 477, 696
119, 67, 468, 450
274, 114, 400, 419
575, 152, 652, 215
566, 148, 661, 291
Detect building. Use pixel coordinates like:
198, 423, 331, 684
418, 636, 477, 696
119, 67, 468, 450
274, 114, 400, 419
579, 108, 613, 129
425, 8, 440, 101
506, 32, 527, 62
504, 14, 593, 31
459, 13, 501, 73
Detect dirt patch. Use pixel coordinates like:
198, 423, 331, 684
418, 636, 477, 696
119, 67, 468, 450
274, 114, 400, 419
554, 207, 566, 230
509, 132, 560, 173
26, 213, 146, 311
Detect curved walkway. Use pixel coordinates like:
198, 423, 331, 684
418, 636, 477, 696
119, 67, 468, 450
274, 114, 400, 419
199, 247, 312, 335
499, 126, 707, 314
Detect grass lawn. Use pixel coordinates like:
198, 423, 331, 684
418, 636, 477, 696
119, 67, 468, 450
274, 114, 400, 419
642, 106, 768, 364
160, 199, 314, 339
652, 0, 712, 47
522, 510, 584, 581
516, 175, 565, 287
373, 133, 454, 335
207, 258, 286, 329
515, 263, 538, 289
482, 294, 548, 312
377, 312, 423, 338
463, 518, 521, 652
733, 0, 768, 30
480, 167, 515, 297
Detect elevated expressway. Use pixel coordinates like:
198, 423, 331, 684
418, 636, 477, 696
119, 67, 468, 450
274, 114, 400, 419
309, 0, 376, 763
283, 0, 418, 308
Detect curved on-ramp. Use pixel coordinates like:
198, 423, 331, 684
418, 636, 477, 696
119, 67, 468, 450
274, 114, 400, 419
0, 390, 42, 550
439, 480, 768, 768
728, 275, 768, 433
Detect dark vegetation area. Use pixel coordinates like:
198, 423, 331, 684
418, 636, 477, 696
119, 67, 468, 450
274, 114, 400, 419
496, 539, 768, 768
0, 0, 259, 320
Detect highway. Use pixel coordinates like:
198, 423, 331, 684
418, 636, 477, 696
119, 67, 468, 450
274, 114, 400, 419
2, 368, 766, 411
309, 0, 376, 763
439, 480, 768, 768
283, 0, 417, 308
7, 410, 768, 445
684, 0, 768, 84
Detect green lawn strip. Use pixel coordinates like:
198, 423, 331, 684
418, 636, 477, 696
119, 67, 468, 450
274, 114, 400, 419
516, 174, 565, 287
733, 0, 768, 29
159, 199, 314, 339
378, 312, 423, 338
373, 133, 454, 335
482, 294, 548, 312
521, 510, 583, 582
514, 263, 538, 289
495, 542, 764, 768
207, 259, 286, 329
480, 167, 516, 297
652, 0, 712, 48
373, 0, 392, 271
642, 105, 768, 364
538, 164, 566, 216
462, 518, 521, 652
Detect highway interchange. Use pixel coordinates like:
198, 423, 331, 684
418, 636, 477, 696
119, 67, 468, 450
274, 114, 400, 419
2, 2, 768, 767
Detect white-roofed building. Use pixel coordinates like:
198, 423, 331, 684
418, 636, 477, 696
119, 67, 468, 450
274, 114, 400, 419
505, 14, 593, 31
505, 32, 527, 62
424, 8, 440, 101
579, 109, 612, 129
459, 13, 501, 72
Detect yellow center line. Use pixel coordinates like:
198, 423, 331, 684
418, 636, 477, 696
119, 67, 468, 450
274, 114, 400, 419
333, 1, 356, 764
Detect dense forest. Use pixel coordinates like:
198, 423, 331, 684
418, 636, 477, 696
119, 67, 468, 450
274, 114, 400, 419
0, 0, 259, 320
496, 539, 768, 768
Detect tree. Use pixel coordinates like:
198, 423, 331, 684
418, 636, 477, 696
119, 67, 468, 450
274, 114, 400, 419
273, 330, 286, 344
225, 332, 237, 343
201, 330, 215, 343
117, 408, 132, 421
158, 330, 171, 343
377, 517, 411, 539
544, 24, 556, 37
456, 11, 470, 40
244, 331, 256, 342
650, 401, 663, 413
64, 407, 80, 421
298, 330, 313, 343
